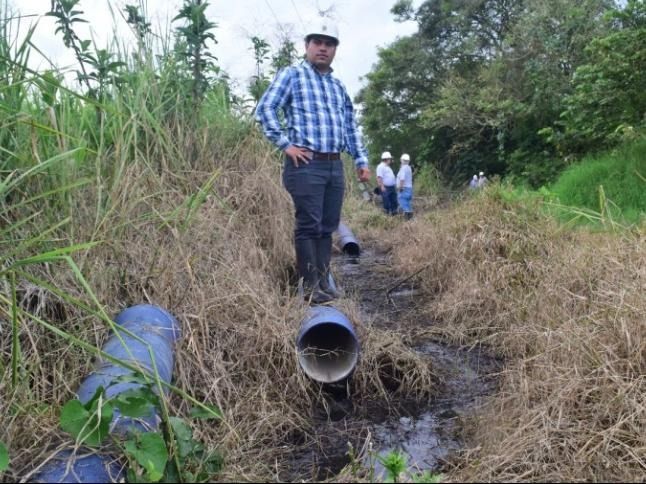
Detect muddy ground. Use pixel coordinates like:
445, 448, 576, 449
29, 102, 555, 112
284, 243, 501, 481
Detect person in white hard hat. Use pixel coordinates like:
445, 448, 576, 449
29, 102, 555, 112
376, 151, 398, 215
396, 153, 414, 219
469, 174, 478, 189
255, 18, 371, 304
477, 171, 488, 188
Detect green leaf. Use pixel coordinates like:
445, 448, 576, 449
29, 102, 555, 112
169, 417, 195, 459
124, 433, 168, 483
60, 393, 113, 447
60, 400, 89, 437
163, 461, 180, 483
114, 389, 155, 418
203, 451, 224, 475
189, 404, 222, 420
0, 442, 9, 472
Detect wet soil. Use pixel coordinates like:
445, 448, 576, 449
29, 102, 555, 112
284, 244, 500, 481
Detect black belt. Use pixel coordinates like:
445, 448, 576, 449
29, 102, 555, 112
310, 151, 341, 161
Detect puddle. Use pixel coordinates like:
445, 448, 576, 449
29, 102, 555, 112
388, 288, 420, 298
370, 412, 460, 478
369, 341, 498, 478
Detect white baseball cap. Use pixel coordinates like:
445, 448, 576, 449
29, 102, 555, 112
381, 151, 392, 160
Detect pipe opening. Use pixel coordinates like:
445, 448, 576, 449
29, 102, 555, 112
341, 241, 360, 256
297, 322, 359, 383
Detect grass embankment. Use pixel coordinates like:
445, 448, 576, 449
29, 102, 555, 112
550, 139, 646, 224
346, 186, 644, 481
1, 121, 437, 481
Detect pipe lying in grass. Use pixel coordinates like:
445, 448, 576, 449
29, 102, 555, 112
34, 304, 180, 483
296, 306, 360, 384
336, 222, 361, 256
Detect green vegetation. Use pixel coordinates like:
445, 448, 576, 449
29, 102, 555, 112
358, 0, 646, 188
345, 443, 443, 483
413, 162, 443, 197
0, 442, 8, 473
59, 383, 222, 482
550, 139, 646, 223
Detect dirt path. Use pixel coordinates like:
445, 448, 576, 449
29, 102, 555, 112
285, 242, 500, 481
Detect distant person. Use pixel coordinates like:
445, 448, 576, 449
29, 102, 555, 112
478, 171, 488, 188
376, 151, 398, 215
396, 153, 414, 220
469, 174, 478, 189
255, 19, 371, 304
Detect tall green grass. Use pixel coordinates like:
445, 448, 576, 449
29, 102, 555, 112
550, 138, 646, 224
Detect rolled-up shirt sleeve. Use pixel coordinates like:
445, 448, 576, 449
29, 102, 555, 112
343, 91, 369, 168
255, 68, 293, 151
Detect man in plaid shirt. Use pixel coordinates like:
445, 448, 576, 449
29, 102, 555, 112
256, 20, 371, 304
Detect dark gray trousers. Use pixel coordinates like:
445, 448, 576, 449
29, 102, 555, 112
283, 158, 345, 240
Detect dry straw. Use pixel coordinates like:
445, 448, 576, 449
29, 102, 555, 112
374, 187, 645, 482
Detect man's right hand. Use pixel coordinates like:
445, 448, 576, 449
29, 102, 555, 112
357, 166, 371, 182
284, 145, 312, 167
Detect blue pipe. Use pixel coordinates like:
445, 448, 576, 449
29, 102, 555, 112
296, 306, 360, 384
336, 222, 360, 256
35, 304, 180, 483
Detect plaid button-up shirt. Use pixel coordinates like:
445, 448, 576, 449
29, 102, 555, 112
256, 61, 368, 168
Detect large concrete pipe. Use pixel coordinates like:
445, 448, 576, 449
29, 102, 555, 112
296, 306, 360, 384
35, 304, 180, 483
335, 222, 360, 256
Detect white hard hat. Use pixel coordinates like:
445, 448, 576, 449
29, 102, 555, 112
305, 20, 339, 44
479, 171, 484, 176
381, 151, 392, 160
400, 153, 410, 162
473, 175, 478, 179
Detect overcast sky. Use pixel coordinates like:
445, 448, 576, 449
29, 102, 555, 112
12, 0, 420, 99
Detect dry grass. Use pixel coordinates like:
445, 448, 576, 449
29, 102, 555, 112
5, 128, 643, 481
364, 186, 645, 482
1, 129, 434, 481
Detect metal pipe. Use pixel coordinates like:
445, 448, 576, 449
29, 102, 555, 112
296, 306, 360, 384
35, 304, 180, 483
335, 222, 360, 256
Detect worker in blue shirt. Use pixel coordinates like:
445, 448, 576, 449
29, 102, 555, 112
256, 20, 371, 304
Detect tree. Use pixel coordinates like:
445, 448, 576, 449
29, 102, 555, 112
173, 0, 218, 104
248, 36, 271, 106
358, 0, 620, 187
271, 36, 298, 73
355, 34, 443, 167
556, 1, 646, 153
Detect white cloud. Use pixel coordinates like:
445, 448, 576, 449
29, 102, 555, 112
12, 0, 419, 98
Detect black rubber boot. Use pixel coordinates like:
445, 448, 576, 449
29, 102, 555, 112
315, 236, 342, 299
404, 212, 413, 220
295, 239, 333, 304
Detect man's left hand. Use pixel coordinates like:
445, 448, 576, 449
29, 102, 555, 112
357, 166, 371, 182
